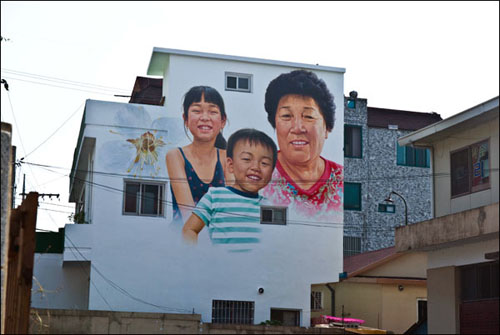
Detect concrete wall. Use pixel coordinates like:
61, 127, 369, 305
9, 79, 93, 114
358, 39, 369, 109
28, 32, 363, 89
433, 116, 499, 217
343, 99, 433, 252
427, 267, 460, 334
29, 308, 346, 334
396, 202, 499, 252
31, 254, 89, 310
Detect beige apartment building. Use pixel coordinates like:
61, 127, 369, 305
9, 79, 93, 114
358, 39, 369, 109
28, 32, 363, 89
396, 96, 499, 334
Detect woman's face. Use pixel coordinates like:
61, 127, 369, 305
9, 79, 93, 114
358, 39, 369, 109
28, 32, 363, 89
275, 94, 328, 166
185, 94, 226, 142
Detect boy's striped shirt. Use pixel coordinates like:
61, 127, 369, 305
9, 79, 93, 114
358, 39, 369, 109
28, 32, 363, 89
193, 187, 264, 252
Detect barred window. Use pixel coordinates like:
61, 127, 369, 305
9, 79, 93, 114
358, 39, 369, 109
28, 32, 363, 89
212, 300, 254, 324
344, 236, 361, 257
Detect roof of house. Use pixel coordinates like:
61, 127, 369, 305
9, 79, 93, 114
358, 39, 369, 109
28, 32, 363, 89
367, 107, 442, 131
147, 47, 345, 77
398, 96, 499, 147
344, 246, 401, 278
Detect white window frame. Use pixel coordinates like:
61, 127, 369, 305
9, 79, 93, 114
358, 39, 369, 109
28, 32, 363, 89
260, 206, 287, 225
225, 72, 252, 93
123, 179, 165, 217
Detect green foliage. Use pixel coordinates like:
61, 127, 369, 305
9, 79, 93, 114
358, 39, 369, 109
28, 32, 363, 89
259, 320, 282, 326
68, 211, 87, 224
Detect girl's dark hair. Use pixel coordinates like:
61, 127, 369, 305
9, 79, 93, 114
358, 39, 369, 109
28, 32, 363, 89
264, 70, 336, 132
227, 128, 278, 169
182, 86, 227, 149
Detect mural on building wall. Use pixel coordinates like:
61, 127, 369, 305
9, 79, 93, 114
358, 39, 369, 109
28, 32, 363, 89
97, 70, 343, 256
99, 104, 183, 177
169, 70, 343, 251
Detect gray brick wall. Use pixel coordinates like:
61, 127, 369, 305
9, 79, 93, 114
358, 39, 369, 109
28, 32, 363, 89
343, 97, 433, 253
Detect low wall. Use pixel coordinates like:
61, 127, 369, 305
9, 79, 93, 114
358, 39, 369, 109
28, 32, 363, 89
30, 308, 345, 334
30, 309, 201, 334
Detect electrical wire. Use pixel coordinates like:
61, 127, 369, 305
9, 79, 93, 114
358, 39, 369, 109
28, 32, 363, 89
22, 101, 85, 160
1, 68, 130, 92
26, 161, 425, 230
64, 234, 192, 313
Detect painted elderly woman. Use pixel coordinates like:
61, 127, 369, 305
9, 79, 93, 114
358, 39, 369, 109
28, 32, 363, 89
261, 70, 343, 221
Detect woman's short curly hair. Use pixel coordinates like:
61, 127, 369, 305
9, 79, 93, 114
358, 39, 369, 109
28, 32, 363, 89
264, 70, 336, 132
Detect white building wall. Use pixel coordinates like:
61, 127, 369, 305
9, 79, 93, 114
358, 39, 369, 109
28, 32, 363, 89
31, 253, 89, 310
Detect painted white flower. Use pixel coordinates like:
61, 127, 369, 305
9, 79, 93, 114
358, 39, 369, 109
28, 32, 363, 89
98, 104, 185, 177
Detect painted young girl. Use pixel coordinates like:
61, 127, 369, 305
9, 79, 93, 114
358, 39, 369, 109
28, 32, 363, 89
166, 86, 229, 223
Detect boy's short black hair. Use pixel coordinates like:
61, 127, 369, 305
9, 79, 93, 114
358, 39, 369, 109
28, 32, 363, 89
227, 128, 278, 169
264, 70, 336, 132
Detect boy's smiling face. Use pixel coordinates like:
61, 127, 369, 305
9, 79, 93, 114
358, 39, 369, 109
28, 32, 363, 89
227, 140, 274, 194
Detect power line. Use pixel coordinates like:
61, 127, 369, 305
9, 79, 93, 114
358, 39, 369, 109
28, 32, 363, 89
64, 234, 192, 313
22, 101, 85, 159
1, 68, 130, 92
2, 76, 124, 96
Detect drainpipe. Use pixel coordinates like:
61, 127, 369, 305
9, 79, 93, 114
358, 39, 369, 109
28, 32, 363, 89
325, 284, 335, 316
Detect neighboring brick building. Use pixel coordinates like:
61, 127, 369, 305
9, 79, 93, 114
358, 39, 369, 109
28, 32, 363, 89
343, 92, 442, 254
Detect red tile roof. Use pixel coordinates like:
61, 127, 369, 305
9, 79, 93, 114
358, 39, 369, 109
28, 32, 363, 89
367, 107, 442, 131
344, 246, 399, 278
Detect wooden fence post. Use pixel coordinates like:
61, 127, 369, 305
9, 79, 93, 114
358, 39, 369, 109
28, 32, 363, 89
3, 192, 38, 334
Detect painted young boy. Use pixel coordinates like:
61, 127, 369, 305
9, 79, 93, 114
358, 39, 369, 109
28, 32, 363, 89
182, 128, 277, 252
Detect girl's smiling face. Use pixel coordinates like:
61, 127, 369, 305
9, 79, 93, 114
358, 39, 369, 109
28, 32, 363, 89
184, 94, 226, 142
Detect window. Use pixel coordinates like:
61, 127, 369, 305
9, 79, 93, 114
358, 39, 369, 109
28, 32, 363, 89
347, 99, 356, 109
344, 236, 361, 257
212, 300, 254, 324
417, 299, 427, 322
225, 72, 252, 93
311, 291, 323, 310
397, 143, 430, 168
344, 125, 362, 158
123, 181, 164, 216
460, 261, 499, 301
378, 203, 395, 213
344, 183, 361, 211
451, 140, 490, 197
261, 206, 287, 225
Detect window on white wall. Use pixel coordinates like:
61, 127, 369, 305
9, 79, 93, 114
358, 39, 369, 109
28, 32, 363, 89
123, 180, 164, 216
225, 72, 252, 93
261, 206, 287, 225
212, 300, 254, 324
